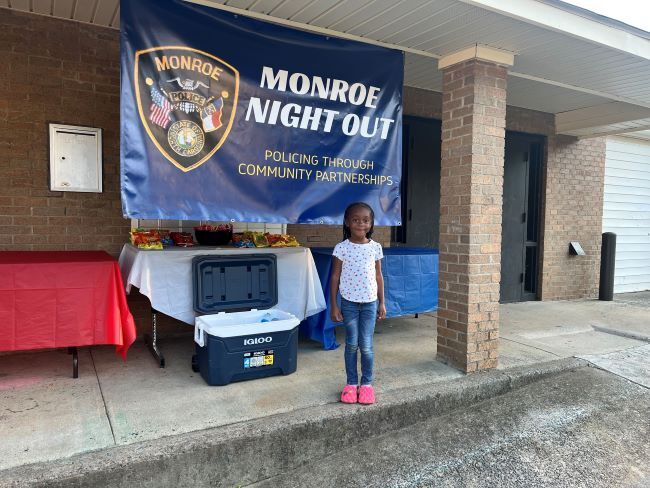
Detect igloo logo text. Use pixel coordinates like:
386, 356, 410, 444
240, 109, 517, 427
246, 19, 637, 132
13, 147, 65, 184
244, 336, 272, 346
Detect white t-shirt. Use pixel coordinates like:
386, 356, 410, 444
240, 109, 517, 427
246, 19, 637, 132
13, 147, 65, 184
333, 239, 384, 303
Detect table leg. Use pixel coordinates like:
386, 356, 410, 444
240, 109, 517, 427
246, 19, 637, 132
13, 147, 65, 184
144, 308, 165, 368
68, 347, 78, 378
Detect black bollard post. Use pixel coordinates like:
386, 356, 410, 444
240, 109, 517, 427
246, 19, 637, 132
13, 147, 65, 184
599, 232, 616, 301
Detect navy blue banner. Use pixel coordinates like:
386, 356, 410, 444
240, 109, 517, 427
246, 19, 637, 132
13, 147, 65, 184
121, 0, 403, 224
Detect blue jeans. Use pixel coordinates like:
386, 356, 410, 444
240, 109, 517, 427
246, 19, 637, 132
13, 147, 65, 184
341, 297, 378, 386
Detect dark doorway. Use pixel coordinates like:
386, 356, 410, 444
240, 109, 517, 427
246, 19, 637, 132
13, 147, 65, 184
392, 116, 441, 248
500, 132, 544, 303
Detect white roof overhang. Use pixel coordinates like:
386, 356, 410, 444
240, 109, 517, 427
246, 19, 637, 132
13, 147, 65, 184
2, 0, 650, 139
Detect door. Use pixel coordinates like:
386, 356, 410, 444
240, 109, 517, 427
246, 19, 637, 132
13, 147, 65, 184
500, 132, 543, 303
603, 137, 650, 292
393, 116, 441, 248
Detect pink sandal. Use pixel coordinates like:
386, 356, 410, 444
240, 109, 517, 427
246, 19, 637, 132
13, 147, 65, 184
358, 385, 375, 405
340, 385, 358, 404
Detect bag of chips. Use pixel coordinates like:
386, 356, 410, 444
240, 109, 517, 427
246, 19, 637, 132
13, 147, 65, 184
232, 233, 255, 248
265, 233, 300, 247
252, 232, 269, 248
158, 229, 173, 247
170, 232, 195, 247
283, 234, 300, 247
130, 229, 163, 250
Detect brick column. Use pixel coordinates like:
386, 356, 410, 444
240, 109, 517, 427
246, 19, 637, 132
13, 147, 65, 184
437, 52, 510, 373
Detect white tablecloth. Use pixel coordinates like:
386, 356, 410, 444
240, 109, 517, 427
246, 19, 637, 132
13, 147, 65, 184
118, 244, 326, 325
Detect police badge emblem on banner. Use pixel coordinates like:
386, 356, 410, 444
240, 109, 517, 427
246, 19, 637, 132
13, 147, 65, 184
134, 47, 239, 172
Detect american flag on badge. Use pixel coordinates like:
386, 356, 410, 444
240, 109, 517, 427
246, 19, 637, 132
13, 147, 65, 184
149, 86, 172, 129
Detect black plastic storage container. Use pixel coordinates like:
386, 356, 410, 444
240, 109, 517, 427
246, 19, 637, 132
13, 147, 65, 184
192, 254, 300, 386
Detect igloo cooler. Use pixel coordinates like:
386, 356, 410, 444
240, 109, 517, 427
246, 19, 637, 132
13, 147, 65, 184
192, 254, 300, 386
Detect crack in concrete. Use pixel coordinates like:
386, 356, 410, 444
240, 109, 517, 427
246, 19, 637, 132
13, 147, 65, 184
6, 398, 39, 414
90, 350, 116, 445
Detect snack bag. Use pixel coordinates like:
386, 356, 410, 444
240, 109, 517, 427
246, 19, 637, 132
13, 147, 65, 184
130, 230, 163, 250
158, 229, 173, 247
170, 232, 195, 246
232, 232, 255, 248
265, 233, 300, 247
129, 230, 141, 246
252, 232, 269, 248
242, 231, 256, 247
141, 241, 163, 250
265, 233, 284, 247
283, 234, 300, 247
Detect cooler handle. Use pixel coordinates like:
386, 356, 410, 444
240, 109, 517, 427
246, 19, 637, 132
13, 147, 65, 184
195, 322, 206, 347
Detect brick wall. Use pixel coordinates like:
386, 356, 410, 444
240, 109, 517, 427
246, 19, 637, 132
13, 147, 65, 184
0, 10, 127, 256
410, 89, 556, 136
539, 135, 605, 299
506, 105, 554, 136
404, 86, 443, 119
287, 224, 391, 248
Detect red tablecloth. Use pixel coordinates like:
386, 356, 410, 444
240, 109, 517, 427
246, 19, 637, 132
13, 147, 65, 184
0, 251, 137, 359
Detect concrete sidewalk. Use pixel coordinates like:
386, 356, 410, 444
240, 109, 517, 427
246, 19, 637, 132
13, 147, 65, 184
0, 292, 648, 485
251, 367, 650, 488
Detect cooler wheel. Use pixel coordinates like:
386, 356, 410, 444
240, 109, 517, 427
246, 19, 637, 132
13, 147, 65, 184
191, 354, 199, 373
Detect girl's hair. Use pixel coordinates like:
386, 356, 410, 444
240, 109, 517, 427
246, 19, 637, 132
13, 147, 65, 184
342, 202, 375, 240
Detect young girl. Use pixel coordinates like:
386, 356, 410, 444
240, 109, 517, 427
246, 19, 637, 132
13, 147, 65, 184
330, 202, 386, 405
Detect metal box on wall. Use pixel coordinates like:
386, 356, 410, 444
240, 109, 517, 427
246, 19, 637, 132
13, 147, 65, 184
49, 124, 102, 193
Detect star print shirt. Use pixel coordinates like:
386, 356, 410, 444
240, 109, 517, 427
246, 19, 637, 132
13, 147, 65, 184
333, 239, 384, 303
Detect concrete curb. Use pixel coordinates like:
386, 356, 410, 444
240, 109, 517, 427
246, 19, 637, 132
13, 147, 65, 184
0, 358, 587, 488
592, 325, 650, 343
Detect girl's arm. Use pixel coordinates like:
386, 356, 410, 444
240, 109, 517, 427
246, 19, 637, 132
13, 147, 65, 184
376, 259, 386, 320
330, 256, 344, 322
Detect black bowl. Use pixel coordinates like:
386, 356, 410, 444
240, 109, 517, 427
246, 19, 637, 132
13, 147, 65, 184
194, 230, 232, 246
